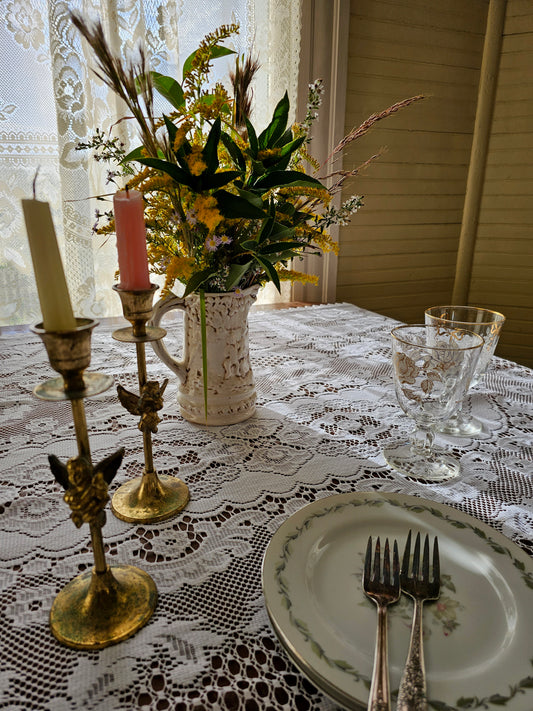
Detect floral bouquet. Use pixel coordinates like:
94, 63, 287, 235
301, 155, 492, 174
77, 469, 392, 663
71, 14, 422, 299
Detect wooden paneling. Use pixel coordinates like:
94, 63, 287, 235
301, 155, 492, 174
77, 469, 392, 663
338, 0, 533, 367
469, 0, 533, 367
338, 0, 487, 331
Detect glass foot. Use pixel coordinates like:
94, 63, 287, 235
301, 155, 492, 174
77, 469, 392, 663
383, 441, 460, 483
436, 414, 483, 437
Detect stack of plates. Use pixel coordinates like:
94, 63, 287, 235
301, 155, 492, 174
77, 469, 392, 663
262, 492, 533, 710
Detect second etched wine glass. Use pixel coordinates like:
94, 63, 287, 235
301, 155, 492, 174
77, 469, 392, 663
384, 324, 483, 482
425, 306, 505, 436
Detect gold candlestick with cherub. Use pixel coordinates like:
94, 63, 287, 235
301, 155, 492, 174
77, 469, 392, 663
32, 318, 157, 650
111, 284, 189, 523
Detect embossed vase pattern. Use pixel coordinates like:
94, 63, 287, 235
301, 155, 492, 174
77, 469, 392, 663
150, 286, 259, 425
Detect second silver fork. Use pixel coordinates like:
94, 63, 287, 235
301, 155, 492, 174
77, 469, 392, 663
363, 536, 400, 711
396, 531, 440, 711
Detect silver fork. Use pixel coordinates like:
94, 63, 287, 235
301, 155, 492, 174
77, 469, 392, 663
363, 536, 401, 711
396, 531, 440, 711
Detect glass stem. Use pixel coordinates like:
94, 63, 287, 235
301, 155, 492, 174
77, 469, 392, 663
410, 427, 435, 458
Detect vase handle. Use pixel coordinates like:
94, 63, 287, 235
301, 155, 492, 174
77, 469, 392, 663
149, 295, 187, 382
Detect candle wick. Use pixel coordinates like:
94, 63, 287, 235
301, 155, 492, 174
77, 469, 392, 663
32, 166, 40, 200
125, 184, 129, 197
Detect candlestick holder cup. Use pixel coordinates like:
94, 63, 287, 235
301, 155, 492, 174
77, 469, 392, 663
32, 318, 157, 650
111, 285, 189, 523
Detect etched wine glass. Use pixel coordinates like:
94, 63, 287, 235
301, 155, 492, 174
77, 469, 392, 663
384, 324, 483, 482
425, 306, 505, 436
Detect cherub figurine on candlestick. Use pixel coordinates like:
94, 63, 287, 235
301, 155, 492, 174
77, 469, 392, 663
32, 319, 157, 650
111, 284, 189, 523
117, 379, 168, 434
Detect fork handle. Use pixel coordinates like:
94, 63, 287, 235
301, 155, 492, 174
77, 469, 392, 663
368, 605, 392, 711
396, 599, 427, 711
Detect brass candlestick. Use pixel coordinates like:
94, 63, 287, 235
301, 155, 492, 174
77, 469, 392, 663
32, 318, 157, 650
111, 284, 189, 523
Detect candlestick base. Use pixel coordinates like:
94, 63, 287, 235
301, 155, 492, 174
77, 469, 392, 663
33, 372, 113, 401
111, 472, 189, 523
112, 326, 166, 343
50, 564, 157, 650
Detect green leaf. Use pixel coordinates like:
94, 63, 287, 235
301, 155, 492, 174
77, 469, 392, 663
220, 132, 247, 170
151, 72, 185, 109
269, 225, 297, 241
258, 91, 289, 149
239, 240, 260, 251
237, 188, 264, 209
279, 135, 306, 158
245, 118, 258, 158
254, 253, 281, 292
276, 201, 296, 217
261, 152, 291, 172
258, 240, 301, 255
121, 145, 147, 164
122, 144, 167, 163
183, 268, 216, 297
488, 542, 507, 555
488, 694, 511, 705
202, 117, 221, 173
214, 190, 266, 219
200, 170, 241, 191
310, 640, 323, 658
225, 262, 252, 290
247, 159, 266, 181
257, 202, 276, 243
182, 44, 236, 80
136, 156, 197, 190
253, 170, 323, 191
163, 114, 178, 147
332, 659, 354, 671
276, 127, 295, 148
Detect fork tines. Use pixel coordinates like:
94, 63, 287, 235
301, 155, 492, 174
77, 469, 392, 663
363, 536, 400, 593
401, 530, 440, 590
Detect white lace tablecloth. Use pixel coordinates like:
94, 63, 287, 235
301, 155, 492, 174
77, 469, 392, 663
1, 303, 532, 710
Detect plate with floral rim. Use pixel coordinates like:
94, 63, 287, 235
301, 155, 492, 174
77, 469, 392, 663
261, 491, 533, 711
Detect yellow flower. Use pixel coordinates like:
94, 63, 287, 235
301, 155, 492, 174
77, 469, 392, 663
278, 185, 331, 204
277, 268, 319, 285
173, 124, 191, 153
187, 147, 207, 176
312, 230, 339, 255
141, 174, 175, 192
257, 148, 281, 161
162, 255, 195, 291
194, 194, 223, 232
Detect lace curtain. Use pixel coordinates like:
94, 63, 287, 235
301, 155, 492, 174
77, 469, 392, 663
0, 0, 301, 326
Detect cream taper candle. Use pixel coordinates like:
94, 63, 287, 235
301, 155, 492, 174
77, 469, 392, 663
113, 189, 151, 290
21, 198, 76, 332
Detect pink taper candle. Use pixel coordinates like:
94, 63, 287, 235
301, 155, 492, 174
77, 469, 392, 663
113, 189, 151, 290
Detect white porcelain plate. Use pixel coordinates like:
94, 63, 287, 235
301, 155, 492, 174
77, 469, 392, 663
262, 492, 533, 710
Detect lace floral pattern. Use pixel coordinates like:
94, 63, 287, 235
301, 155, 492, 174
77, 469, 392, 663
0, 0, 301, 326
0, 303, 532, 709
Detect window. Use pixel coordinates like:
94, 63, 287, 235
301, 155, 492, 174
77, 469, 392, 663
0, 0, 301, 324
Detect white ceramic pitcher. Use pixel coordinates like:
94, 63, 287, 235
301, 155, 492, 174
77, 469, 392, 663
150, 286, 259, 425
